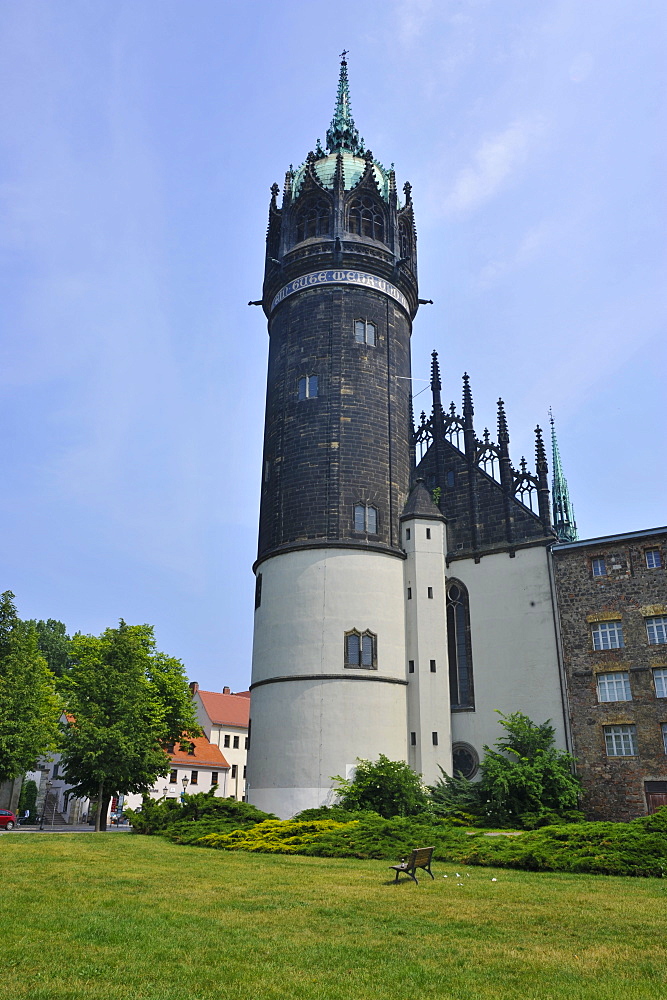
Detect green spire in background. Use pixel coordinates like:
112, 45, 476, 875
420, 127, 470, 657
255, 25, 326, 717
326, 52, 365, 155
549, 410, 578, 542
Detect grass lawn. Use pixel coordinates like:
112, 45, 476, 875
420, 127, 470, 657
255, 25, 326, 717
1, 833, 666, 1000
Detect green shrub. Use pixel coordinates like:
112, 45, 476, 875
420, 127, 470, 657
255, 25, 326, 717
333, 754, 430, 818
126, 789, 275, 835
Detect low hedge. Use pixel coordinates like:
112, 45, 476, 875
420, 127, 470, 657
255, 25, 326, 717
170, 806, 667, 878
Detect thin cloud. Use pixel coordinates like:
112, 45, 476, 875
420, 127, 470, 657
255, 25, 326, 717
443, 117, 544, 214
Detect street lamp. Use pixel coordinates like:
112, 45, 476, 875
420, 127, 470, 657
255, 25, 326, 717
39, 781, 53, 832
163, 786, 168, 798
181, 776, 189, 802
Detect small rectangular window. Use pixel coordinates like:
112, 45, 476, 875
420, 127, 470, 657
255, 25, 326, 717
233, 735, 240, 749
592, 621, 624, 650
354, 319, 376, 346
591, 557, 606, 577
298, 375, 318, 399
245, 737, 249, 749
410, 732, 417, 746
426, 528, 431, 539
408, 660, 415, 674
654, 668, 667, 698
254, 573, 262, 610
646, 616, 667, 645
405, 528, 411, 541
211, 771, 218, 785
427, 587, 433, 599
432, 732, 438, 746
170, 770, 177, 784
52, 763, 59, 779
662, 724, 667, 755
224, 735, 230, 748
361, 633, 374, 667
407, 587, 412, 599
366, 506, 377, 534
446, 470, 455, 488
346, 632, 360, 665
430, 659, 436, 673
190, 770, 198, 785
597, 671, 631, 702
646, 549, 662, 569
231, 764, 237, 779
604, 725, 637, 756
243, 766, 247, 779
354, 505, 365, 532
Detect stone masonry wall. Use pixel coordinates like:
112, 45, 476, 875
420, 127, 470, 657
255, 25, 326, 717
553, 531, 667, 820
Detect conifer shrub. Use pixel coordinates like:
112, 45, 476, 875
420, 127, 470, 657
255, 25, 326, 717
126, 789, 275, 836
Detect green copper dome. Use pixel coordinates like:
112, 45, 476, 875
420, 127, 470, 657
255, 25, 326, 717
291, 152, 390, 201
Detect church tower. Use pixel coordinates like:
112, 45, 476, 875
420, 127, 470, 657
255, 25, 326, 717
247, 57, 424, 817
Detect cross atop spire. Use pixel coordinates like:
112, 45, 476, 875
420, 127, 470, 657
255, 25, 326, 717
549, 409, 578, 542
326, 53, 365, 155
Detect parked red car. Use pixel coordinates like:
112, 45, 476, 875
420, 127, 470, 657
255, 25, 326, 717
0, 809, 17, 830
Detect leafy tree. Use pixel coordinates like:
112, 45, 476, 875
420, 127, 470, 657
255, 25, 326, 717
24, 619, 72, 678
59, 621, 201, 831
0, 592, 60, 784
333, 754, 430, 818
18, 778, 38, 820
430, 711, 582, 828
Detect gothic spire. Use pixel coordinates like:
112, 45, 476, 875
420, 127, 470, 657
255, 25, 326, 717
430, 350, 442, 409
326, 53, 365, 155
549, 410, 578, 542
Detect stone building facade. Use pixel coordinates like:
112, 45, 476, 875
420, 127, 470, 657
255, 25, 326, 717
552, 528, 667, 820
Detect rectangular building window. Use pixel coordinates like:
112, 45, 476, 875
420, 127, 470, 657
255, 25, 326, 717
405, 528, 411, 541
654, 668, 667, 698
190, 770, 198, 785
233, 735, 240, 749
592, 557, 607, 577
354, 319, 376, 346
408, 660, 415, 674
298, 374, 318, 400
592, 621, 624, 650
243, 766, 247, 779
254, 573, 262, 610
646, 616, 667, 645
245, 737, 249, 749
663, 724, 667, 755
211, 772, 218, 786
224, 734, 230, 748
597, 671, 631, 702
646, 549, 662, 569
410, 732, 417, 746
345, 630, 377, 669
52, 763, 59, 779
354, 503, 377, 534
430, 659, 436, 673
426, 528, 431, 539
231, 764, 237, 779
432, 732, 439, 746
427, 587, 433, 599
407, 587, 412, 599
604, 725, 637, 756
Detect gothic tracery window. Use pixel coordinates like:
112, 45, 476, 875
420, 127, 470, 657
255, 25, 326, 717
447, 580, 474, 710
348, 196, 385, 242
295, 199, 330, 242
344, 629, 377, 669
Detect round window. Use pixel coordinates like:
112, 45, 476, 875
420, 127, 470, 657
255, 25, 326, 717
451, 742, 479, 779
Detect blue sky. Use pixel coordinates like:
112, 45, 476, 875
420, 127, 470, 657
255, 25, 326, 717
1, 0, 665, 693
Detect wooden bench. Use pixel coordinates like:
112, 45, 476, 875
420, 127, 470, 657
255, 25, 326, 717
389, 847, 435, 885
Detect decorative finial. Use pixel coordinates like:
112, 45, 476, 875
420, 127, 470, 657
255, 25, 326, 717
497, 398, 509, 444
549, 410, 578, 542
462, 373, 474, 421
430, 350, 442, 392
326, 53, 365, 155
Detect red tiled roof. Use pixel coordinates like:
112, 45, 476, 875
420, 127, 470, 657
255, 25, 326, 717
198, 690, 250, 727
170, 736, 229, 768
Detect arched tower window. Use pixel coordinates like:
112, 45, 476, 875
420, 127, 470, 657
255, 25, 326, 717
295, 198, 330, 242
398, 218, 412, 259
344, 629, 377, 669
446, 580, 474, 710
348, 195, 385, 243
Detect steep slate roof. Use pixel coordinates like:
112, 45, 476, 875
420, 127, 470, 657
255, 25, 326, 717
171, 736, 229, 769
401, 479, 446, 521
198, 690, 250, 728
